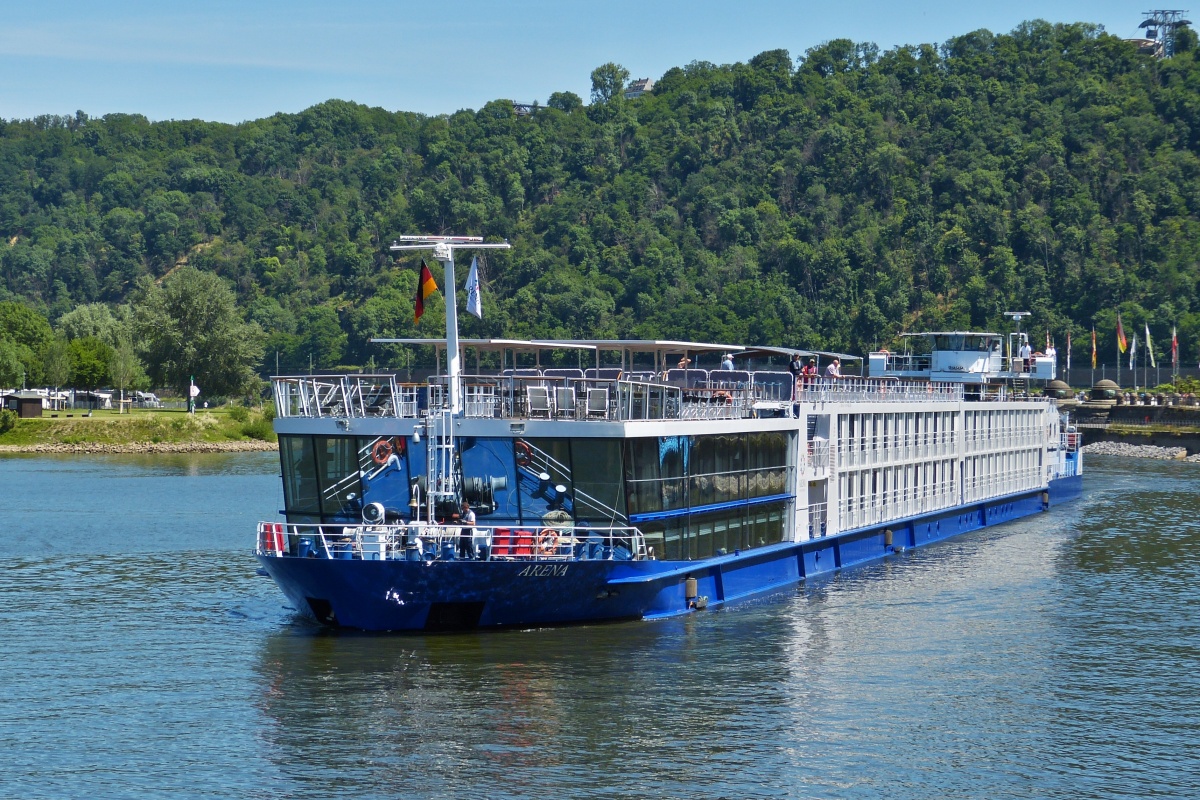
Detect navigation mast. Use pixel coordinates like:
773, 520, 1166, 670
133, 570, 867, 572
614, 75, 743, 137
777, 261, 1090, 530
388, 236, 511, 523
388, 235, 511, 414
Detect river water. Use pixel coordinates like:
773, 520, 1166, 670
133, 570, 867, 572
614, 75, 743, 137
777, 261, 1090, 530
0, 453, 1197, 799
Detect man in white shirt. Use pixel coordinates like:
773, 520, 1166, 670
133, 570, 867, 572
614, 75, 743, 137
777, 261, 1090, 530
825, 357, 842, 379
1019, 338, 1032, 372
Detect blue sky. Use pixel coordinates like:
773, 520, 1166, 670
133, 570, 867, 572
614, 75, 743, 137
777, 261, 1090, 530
0, 1, 1152, 124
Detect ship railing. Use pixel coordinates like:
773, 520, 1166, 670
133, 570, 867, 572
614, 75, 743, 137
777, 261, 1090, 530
806, 502, 829, 539
838, 479, 961, 529
797, 378, 964, 404
256, 521, 650, 562
272, 373, 764, 422
836, 431, 958, 467
961, 471, 1043, 503
273, 374, 404, 418
1053, 451, 1081, 479
451, 374, 754, 422
963, 429, 1043, 453
807, 439, 831, 470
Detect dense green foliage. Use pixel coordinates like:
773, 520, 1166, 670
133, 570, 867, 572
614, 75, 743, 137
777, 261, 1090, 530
2, 19, 1199, 382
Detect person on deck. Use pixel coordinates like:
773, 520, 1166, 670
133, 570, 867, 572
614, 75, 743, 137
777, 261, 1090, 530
825, 357, 842, 380
1019, 338, 1032, 373
800, 358, 819, 388
788, 353, 803, 379
720, 354, 734, 371
457, 501, 478, 559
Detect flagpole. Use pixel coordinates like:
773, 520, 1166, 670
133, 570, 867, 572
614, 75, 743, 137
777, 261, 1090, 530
389, 236, 511, 414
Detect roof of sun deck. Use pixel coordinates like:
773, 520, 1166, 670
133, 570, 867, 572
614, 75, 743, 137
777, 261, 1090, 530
900, 331, 1002, 338
370, 338, 743, 355
371, 338, 856, 358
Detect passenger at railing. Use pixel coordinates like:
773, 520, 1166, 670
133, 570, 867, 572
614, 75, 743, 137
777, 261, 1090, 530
800, 358, 819, 388
677, 355, 691, 369
824, 357, 842, 381
457, 501, 478, 559
788, 353, 803, 379
720, 353, 734, 371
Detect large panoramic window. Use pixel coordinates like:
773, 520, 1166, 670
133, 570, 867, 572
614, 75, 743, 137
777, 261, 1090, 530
280, 435, 320, 522
278, 434, 365, 522
625, 431, 792, 560
570, 438, 626, 523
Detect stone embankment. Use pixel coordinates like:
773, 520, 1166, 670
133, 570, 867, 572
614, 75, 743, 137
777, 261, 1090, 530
1081, 441, 1200, 462
0, 440, 277, 454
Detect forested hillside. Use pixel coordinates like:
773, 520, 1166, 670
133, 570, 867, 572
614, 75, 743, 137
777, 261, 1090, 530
1, 19, 1199, 391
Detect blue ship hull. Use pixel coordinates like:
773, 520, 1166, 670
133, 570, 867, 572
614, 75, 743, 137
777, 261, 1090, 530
257, 477, 1080, 632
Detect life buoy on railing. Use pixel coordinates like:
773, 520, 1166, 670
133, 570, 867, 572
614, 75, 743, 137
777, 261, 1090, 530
371, 439, 394, 465
515, 439, 532, 467
263, 522, 285, 555
537, 528, 559, 555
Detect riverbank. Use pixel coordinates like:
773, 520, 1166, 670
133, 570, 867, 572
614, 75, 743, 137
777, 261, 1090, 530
0, 440, 277, 454
1081, 440, 1200, 462
0, 407, 277, 454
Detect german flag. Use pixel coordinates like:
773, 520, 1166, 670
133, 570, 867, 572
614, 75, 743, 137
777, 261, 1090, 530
414, 260, 438, 323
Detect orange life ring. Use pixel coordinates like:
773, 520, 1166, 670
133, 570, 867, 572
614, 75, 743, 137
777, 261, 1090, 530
537, 528, 559, 554
515, 440, 532, 467
371, 439, 394, 465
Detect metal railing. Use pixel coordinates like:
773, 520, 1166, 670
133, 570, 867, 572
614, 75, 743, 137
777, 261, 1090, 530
274, 374, 404, 418
256, 521, 650, 563
807, 502, 829, 538
836, 431, 958, 468
838, 478, 961, 530
797, 378, 964, 404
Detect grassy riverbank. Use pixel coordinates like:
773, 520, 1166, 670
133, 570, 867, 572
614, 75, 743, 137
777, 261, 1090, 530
0, 406, 277, 453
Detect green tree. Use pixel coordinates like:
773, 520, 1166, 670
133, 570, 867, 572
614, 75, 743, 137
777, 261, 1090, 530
42, 336, 72, 403
590, 62, 630, 104
133, 268, 264, 396
56, 303, 127, 345
68, 337, 112, 389
108, 336, 143, 412
0, 340, 25, 388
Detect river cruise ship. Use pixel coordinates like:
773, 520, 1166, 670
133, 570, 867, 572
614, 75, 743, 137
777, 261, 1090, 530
254, 238, 1081, 631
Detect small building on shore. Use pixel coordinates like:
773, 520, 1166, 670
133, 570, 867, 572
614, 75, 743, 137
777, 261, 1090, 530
2, 391, 44, 418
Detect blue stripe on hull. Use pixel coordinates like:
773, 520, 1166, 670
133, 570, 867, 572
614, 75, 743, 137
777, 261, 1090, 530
259, 483, 1076, 632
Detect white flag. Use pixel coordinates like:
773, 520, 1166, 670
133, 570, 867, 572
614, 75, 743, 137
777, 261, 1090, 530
1129, 332, 1137, 369
465, 256, 483, 319
1145, 323, 1156, 368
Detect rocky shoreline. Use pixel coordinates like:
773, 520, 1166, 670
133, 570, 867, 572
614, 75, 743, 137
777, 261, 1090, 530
0, 440, 278, 454
1081, 441, 1200, 462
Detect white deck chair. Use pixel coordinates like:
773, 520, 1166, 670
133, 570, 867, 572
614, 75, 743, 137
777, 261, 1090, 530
586, 387, 609, 418
526, 386, 552, 418
555, 386, 577, 418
